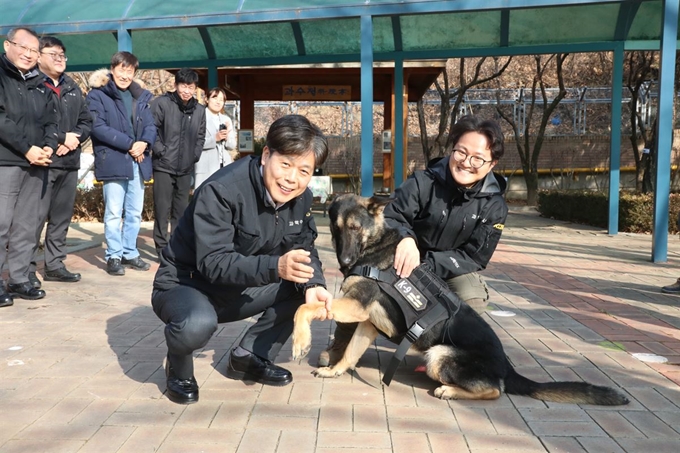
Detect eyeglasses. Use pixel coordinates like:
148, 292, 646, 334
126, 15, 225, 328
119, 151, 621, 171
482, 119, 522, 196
452, 149, 493, 169
40, 52, 68, 62
7, 40, 40, 58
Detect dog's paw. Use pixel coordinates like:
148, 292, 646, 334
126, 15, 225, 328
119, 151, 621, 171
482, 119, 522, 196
291, 335, 311, 361
434, 385, 459, 400
312, 366, 344, 378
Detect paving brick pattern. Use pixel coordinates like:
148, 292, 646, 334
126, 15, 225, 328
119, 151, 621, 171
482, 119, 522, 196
2, 210, 680, 452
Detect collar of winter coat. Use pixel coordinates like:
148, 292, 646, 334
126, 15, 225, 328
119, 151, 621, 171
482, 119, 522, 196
0, 53, 41, 83
168, 91, 198, 113
427, 155, 507, 201
87, 68, 150, 102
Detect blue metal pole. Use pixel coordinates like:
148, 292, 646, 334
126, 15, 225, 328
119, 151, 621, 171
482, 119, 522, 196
208, 65, 218, 89
652, 0, 678, 262
117, 26, 132, 52
393, 58, 404, 188
360, 15, 374, 197
608, 43, 623, 236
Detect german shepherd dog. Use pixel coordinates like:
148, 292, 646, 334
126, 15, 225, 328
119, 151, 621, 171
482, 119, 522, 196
292, 194, 629, 405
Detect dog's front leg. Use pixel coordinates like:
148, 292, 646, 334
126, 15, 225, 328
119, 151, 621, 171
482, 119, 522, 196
291, 302, 326, 360
313, 321, 378, 378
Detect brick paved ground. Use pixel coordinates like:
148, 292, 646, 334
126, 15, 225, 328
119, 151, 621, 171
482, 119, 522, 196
1, 209, 680, 452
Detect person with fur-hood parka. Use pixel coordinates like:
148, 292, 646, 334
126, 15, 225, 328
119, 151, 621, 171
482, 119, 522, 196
86, 51, 156, 277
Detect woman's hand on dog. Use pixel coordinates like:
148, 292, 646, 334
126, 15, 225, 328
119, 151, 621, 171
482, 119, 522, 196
279, 249, 315, 283
394, 237, 420, 278
305, 286, 333, 320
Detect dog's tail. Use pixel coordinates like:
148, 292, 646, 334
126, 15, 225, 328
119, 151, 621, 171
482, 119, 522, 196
504, 366, 629, 406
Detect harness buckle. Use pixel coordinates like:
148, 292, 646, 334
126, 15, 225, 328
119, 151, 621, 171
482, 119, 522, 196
362, 266, 380, 280
406, 322, 424, 342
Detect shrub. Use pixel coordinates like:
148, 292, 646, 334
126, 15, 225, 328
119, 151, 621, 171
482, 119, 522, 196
72, 185, 155, 222
537, 190, 680, 234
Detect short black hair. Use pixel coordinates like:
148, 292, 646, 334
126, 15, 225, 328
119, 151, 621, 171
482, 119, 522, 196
175, 67, 199, 86
449, 115, 505, 161
110, 51, 139, 70
39, 36, 66, 53
265, 114, 328, 166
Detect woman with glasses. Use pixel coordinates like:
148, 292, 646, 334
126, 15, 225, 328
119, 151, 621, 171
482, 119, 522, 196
319, 115, 509, 367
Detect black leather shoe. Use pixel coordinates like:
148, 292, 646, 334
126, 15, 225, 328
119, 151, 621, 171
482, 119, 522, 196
0, 288, 13, 308
28, 272, 41, 289
121, 256, 150, 271
226, 350, 293, 386
7, 282, 46, 300
165, 360, 198, 404
106, 258, 125, 276
44, 267, 81, 283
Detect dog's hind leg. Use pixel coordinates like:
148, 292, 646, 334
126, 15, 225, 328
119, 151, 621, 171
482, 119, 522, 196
314, 320, 378, 378
292, 297, 370, 361
426, 345, 502, 401
434, 384, 501, 400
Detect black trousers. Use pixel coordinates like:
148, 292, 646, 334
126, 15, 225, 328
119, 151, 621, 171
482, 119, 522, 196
151, 280, 304, 379
30, 168, 78, 272
152, 171, 192, 252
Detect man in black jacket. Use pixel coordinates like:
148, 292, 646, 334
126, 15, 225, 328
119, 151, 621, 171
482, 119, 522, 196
151, 68, 206, 258
152, 115, 332, 404
0, 28, 58, 306
28, 36, 92, 287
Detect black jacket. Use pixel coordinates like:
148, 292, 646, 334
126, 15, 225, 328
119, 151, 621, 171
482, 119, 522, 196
153, 156, 326, 302
0, 54, 58, 167
151, 92, 206, 176
384, 156, 508, 280
45, 73, 92, 170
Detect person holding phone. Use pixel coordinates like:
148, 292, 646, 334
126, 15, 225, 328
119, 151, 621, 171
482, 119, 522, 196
195, 87, 236, 188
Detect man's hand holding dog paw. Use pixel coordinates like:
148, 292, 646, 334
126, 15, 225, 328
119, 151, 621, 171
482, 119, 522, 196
279, 249, 314, 283
305, 286, 333, 320
394, 237, 420, 278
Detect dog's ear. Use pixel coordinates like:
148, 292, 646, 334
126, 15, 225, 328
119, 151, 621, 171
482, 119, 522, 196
367, 196, 391, 215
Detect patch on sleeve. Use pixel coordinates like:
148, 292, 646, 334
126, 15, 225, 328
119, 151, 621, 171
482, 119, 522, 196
493, 223, 504, 230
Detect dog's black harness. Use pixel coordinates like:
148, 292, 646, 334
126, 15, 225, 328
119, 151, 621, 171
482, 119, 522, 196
347, 264, 460, 385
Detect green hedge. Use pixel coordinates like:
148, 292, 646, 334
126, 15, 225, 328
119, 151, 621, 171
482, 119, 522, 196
537, 190, 680, 234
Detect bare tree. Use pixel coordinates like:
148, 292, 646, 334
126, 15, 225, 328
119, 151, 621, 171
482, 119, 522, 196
496, 53, 570, 206
625, 51, 659, 193
417, 57, 512, 162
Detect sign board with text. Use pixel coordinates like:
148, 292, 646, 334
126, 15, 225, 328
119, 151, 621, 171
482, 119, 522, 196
238, 130, 253, 152
283, 85, 351, 101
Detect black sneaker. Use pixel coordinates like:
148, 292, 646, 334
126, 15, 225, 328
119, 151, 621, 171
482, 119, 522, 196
106, 258, 125, 276
28, 272, 41, 289
44, 267, 81, 283
121, 256, 150, 271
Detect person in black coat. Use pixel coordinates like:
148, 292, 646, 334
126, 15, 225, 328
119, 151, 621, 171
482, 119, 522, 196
150, 68, 206, 257
28, 36, 92, 287
152, 115, 332, 404
319, 115, 509, 367
0, 28, 58, 306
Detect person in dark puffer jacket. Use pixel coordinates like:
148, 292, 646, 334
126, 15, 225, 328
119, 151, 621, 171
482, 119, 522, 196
0, 27, 58, 305
150, 68, 206, 258
86, 51, 156, 277
28, 36, 92, 288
